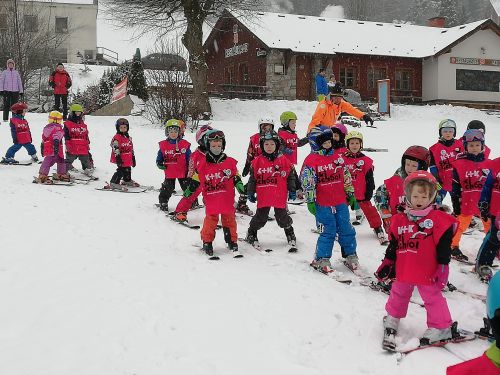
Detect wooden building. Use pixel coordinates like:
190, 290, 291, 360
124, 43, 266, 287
204, 10, 500, 105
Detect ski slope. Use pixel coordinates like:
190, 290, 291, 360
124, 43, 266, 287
0, 99, 498, 374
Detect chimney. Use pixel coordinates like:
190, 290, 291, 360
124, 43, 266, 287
427, 17, 446, 28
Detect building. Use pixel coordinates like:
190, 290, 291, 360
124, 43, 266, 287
0, 0, 98, 64
489, 0, 500, 25
204, 10, 500, 106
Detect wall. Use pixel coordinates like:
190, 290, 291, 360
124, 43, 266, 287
265, 50, 298, 99
422, 56, 439, 100
435, 28, 500, 103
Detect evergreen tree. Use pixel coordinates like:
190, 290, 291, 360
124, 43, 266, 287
128, 48, 149, 101
97, 69, 114, 108
439, 0, 460, 26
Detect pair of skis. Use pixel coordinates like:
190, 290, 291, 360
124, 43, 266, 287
238, 237, 298, 253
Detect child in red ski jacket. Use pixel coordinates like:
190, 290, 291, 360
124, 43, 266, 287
2, 102, 38, 164
156, 119, 191, 212
184, 130, 245, 258
245, 131, 297, 249
109, 118, 136, 188
343, 130, 388, 245
376, 171, 457, 349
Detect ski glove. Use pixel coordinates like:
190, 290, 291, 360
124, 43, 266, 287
242, 161, 251, 177
478, 201, 490, 221
375, 258, 395, 282
247, 192, 256, 203
362, 114, 374, 126
307, 202, 316, 216
347, 193, 357, 210
433, 264, 449, 289
115, 154, 123, 167
157, 163, 166, 170
288, 191, 297, 201
132, 154, 136, 168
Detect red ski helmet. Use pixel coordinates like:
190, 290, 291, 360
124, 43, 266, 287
11, 102, 28, 114
402, 145, 431, 171
404, 171, 438, 204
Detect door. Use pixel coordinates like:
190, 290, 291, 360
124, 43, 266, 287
296, 55, 313, 100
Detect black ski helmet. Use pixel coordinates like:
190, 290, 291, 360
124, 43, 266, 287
467, 120, 486, 135
115, 118, 129, 133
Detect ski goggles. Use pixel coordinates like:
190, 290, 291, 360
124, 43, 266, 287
261, 132, 276, 140
463, 130, 484, 142
206, 130, 225, 141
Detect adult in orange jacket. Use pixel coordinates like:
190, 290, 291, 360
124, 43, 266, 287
307, 83, 373, 133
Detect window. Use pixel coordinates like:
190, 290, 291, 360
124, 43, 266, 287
84, 50, 94, 60
239, 63, 249, 85
339, 67, 357, 88
0, 14, 7, 30
367, 67, 387, 90
55, 48, 67, 63
224, 65, 235, 85
24, 15, 38, 32
274, 63, 285, 75
456, 69, 500, 92
55, 17, 68, 33
395, 69, 412, 90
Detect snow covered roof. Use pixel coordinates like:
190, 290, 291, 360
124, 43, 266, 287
228, 11, 494, 58
26, 0, 96, 5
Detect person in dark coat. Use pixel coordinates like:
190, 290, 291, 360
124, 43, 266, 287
48, 63, 72, 120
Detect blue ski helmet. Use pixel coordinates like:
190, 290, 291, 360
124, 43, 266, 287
308, 125, 333, 151
487, 271, 500, 319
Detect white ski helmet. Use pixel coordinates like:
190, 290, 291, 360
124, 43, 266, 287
258, 117, 275, 134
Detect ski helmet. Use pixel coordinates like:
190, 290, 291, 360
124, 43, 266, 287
403, 171, 438, 206
331, 123, 347, 149
258, 117, 275, 134
438, 119, 456, 138
115, 118, 129, 132
346, 130, 364, 150
487, 271, 500, 320
195, 124, 213, 146
280, 111, 297, 127
259, 130, 281, 156
467, 120, 485, 134
10, 102, 28, 114
462, 129, 485, 150
164, 119, 182, 137
308, 126, 333, 151
48, 110, 63, 124
401, 145, 431, 171
204, 129, 226, 153
328, 83, 344, 97
69, 103, 84, 113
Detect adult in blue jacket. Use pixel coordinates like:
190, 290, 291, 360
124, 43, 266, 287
315, 68, 328, 102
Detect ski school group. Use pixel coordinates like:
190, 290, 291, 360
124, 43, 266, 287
2, 84, 500, 369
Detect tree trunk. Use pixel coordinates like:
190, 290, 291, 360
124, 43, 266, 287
182, 4, 211, 118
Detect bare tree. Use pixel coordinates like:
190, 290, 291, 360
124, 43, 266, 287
103, 0, 264, 118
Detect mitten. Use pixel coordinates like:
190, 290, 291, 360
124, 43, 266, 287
247, 192, 256, 203
116, 154, 123, 167
433, 264, 449, 289
362, 114, 374, 126
374, 258, 395, 282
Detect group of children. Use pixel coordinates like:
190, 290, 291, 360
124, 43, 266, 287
1, 102, 94, 184
4, 100, 499, 356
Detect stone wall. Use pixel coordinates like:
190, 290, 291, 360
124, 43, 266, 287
91, 95, 134, 116
265, 50, 297, 100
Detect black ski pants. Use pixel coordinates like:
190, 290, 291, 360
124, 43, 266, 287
110, 166, 131, 184
249, 207, 292, 232
54, 94, 68, 119
159, 178, 189, 204
3, 91, 19, 121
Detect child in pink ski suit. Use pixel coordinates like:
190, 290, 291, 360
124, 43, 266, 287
376, 171, 457, 346
38, 111, 68, 183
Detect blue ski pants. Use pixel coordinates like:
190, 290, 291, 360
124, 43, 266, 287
315, 203, 356, 260
6, 143, 36, 158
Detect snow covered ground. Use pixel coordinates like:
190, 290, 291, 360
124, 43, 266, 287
0, 99, 498, 374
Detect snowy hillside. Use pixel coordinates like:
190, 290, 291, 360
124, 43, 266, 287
0, 99, 498, 374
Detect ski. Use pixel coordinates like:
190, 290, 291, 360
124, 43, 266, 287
165, 204, 205, 215
238, 237, 273, 252
446, 279, 487, 301
1, 161, 32, 166
287, 200, 305, 206
359, 278, 425, 308
362, 147, 388, 152
191, 243, 220, 260
170, 216, 201, 229
32, 176, 74, 186
96, 183, 147, 193
475, 318, 495, 342
310, 263, 352, 284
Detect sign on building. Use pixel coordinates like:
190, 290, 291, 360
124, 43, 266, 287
225, 43, 249, 58
450, 57, 500, 66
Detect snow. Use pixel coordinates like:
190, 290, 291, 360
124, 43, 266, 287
0, 98, 498, 374
232, 10, 488, 58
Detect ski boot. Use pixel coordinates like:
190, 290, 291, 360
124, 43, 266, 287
451, 247, 469, 262
83, 167, 95, 177
475, 264, 493, 282
374, 226, 389, 246
284, 226, 296, 247
310, 258, 333, 274
353, 209, 365, 225
236, 195, 253, 216
158, 201, 169, 212
1, 157, 18, 164
173, 211, 187, 222
420, 326, 453, 345
245, 229, 259, 246
202, 242, 214, 256
53, 173, 71, 182
37, 174, 52, 184
382, 315, 399, 351
344, 254, 360, 271
30, 154, 39, 163
122, 179, 140, 187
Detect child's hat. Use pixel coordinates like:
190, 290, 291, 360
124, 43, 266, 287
11, 102, 28, 114
48, 111, 63, 124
